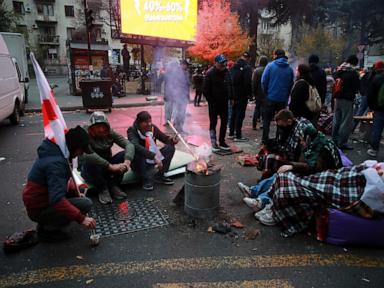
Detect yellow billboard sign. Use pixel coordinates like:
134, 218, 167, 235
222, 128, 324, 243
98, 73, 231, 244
121, 0, 197, 41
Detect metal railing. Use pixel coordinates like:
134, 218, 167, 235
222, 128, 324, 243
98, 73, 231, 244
38, 35, 60, 44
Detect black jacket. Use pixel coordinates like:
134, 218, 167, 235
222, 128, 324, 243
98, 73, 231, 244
127, 123, 174, 160
203, 66, 233, 107
230, 58, 252, 102
367, 72, 384, 111
289, 79, 314, 122
309, 63, 327, 104
252, 66, 266, 101
333, 64, 360, 101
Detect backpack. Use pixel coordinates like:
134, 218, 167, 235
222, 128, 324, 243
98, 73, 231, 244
306, 84, 322, 112
377, 82, 384, 108
333, 77, 343, 97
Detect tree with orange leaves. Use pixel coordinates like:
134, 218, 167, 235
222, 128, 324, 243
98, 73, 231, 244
188, 0, 251, 63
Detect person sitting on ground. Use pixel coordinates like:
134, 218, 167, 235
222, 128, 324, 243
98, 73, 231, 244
23, 126, 96, 242
127, 111, 178, 191
80, 112, 134, 204
239, 124, 342, 212
258, 160, 384, 238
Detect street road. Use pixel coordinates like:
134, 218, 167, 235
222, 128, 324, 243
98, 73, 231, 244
0, 105, 383, 288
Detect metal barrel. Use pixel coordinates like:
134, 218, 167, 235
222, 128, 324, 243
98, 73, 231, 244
184, 169, 221, 219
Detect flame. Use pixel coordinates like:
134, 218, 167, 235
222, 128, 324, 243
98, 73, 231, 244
192, 158, 208, 175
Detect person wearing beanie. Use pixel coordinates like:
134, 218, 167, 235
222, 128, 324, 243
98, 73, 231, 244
367, 60, 384, 157
252, 56, 269, 130
308, 54, 327, 104
332, 55, 360, 150
80, 111, 135, 204
22, 126, 96, 242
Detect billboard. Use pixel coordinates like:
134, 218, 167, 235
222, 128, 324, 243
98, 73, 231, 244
121, 0, 197, 41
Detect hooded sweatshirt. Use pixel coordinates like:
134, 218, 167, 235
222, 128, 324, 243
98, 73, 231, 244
23, 139, 85, 223
261, 57, 294, 103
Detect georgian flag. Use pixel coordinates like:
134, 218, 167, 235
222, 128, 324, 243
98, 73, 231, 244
30, 53, 69, 158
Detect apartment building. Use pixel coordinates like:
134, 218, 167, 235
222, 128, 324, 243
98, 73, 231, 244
4, 0, 124, 76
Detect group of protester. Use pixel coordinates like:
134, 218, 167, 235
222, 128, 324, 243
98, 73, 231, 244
22, 111, 178, 242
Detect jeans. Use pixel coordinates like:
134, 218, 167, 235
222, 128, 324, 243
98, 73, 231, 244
370, 110, 384, 150
194, 90, 202, 106
33, 197, 93, 230
252, 99, 265, 128
332, 98, 354, 147
229, 99, 248, 138
352, 95, 369, 132
208, 103, 228, 144
262, 100, 287, 144
174, 101, 187, 132
164, 100, 175, 122
81, 151, 126, 191
131, 144, 175, 184
250, 174, 276, 206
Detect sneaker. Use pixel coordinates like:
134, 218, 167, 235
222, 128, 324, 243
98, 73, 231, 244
211, 143, 220, 152
258, 210, 276, 226
227, 134, 235, 139
143, 182, 154, 191
98, 188, 113, 204
243, 197, 263, 211
109, 185, 128, 200
254, 203, 273, 219
154, 175, 175, 185
367, 149, 378, 157
37, 226, 70, 243
234, 137, 249, 142
219, 142, 231, 150
237, 182, 251, 197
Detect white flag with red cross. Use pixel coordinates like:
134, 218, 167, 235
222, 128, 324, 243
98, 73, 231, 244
30, 53, 69, 158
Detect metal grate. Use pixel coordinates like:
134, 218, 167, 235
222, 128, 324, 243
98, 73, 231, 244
89, 199, 169, 238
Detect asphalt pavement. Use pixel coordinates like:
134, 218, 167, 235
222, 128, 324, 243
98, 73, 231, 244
0, 101, 383, 288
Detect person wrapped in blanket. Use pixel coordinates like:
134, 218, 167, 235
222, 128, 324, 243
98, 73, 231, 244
238, 109, 342, 224
268, 160, 384, 238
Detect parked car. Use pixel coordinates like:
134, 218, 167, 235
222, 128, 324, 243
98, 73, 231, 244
0, 34, 26, 125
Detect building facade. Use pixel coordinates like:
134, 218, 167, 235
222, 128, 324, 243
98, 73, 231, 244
4, 0, 125, 76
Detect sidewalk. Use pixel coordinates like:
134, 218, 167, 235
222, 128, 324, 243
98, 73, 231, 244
25, 76, 165, 112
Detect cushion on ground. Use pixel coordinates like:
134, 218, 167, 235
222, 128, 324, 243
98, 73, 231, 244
326, 208, 384, 247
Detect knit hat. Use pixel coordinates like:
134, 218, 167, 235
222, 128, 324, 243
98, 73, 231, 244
374, 60, 384, 72
65, 126, 90, 154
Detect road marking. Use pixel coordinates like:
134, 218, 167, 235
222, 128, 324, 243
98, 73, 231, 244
1, 253, 383, 287
154, 279, 294, 288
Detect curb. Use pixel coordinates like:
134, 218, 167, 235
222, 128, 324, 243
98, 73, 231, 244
25, 100, 165, 113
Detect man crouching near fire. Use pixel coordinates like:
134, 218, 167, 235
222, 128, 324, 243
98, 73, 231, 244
22, 126, 96, 242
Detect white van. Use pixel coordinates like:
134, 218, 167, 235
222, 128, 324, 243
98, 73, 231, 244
0, 34, 25, 125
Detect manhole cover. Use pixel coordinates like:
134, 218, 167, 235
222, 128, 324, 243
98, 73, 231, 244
89, 199, 169, 237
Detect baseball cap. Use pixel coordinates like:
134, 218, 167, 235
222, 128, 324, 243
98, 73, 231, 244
242, 51, 251, 58
89, 111, 110, 128
214, 54, 227, 64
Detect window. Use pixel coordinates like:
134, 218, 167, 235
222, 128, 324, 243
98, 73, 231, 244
67, 27, 75, 40
13, 1, 25, 14
64, 5, 74, 17
37, 3, 54, 16
48, 48, 58, 59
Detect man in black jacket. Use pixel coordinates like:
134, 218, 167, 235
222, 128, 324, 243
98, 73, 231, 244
128, 111, 178, 190
332, 55, 360, 150
367, 61, 384, 157
203, 54, 234, 151
308, 54, 327, 104
228, 52, 253, 141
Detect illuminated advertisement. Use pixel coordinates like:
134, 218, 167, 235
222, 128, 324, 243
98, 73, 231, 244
121, 0, 197, 41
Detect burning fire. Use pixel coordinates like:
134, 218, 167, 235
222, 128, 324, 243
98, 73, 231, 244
189, 158, 209, 175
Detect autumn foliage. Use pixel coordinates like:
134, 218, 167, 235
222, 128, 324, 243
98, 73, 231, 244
188, 0, 251, 62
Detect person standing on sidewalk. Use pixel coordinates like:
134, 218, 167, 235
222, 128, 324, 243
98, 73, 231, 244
203, 54, 233, 152
192, 68, 204, 106
332, 55, 360, 150
252, 56, 268, 130
228, 52, 253, 142
308, 54, 327, 105
121, 44, 131, 80
173, 60, 191, 133
23, 126, 96, 242
261, 49, 294, 144
80, 112, 134, 204
367, 61, 384, 157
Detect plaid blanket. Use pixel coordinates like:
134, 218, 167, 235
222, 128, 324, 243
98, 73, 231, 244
269, 165, 367, 236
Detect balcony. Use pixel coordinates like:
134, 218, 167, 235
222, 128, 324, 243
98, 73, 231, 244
35, 15, 57, 23
38, 35, 60, 45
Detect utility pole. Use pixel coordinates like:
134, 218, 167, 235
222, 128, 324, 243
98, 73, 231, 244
83, 0, 94, 70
